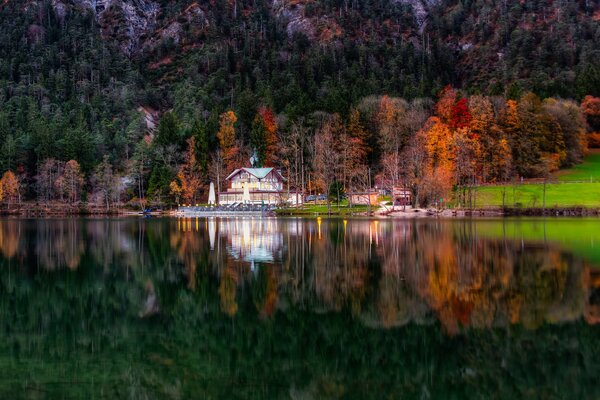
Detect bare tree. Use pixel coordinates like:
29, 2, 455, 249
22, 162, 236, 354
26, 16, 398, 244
313, 115, 342, 214
92, 156, 115, 211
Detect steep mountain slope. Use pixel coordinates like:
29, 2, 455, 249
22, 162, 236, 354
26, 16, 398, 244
0, 0, 598, 189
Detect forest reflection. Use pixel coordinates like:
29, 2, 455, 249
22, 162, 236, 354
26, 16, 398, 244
1, 217, 599, 333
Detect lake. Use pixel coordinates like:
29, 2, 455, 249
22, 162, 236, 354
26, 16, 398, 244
0, 216, 599, 399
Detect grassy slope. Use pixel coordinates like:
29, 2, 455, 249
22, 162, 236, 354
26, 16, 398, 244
475, 183, 600, 208
556, 150, 600, 181
475, 151, 600, 208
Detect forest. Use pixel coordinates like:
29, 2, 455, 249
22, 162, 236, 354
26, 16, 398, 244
0, 0, 599, 208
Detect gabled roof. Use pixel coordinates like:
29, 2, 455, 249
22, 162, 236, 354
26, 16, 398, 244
225, 167, 285, 181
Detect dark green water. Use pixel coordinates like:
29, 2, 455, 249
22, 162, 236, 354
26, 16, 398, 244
0, 217, 599, 399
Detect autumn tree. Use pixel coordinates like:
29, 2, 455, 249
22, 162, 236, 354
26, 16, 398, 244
435, 86, 457, 125
400, 131, 428, 207
92, 156, 115, 210
469, 96, 498, 182
208, 151, 227, 194
313, 114, 343, 213
342, 109, 368, 190
420, 117, 455, 207
217, 111, 240, 171
582, 95, 600, 147
450, 98, 472, 129
55, 160, 85, 204
169, 180, 182, 205
453, 128, 480, 207
173, 137, 202, 204
279, 119, 310, 201
376, 96, 410, 155
36, 159, 64, 202
0, 171, 20, 207
581, 96, 600, 133
250, 107, 278, 167
543, 99, 586, 166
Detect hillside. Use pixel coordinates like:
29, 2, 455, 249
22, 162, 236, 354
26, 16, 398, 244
0, 0, 598, 206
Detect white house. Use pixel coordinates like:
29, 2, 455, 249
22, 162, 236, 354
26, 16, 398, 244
219, 167, 287, 205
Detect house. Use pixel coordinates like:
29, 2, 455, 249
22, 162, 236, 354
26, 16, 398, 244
392, 187, 412, 206
219, 167, 287, 205
348, 191, 378, 205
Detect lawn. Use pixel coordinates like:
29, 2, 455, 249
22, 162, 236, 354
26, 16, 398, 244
555, 149, 600, 182
475, 182, 600, 208
475, 150, 600, 208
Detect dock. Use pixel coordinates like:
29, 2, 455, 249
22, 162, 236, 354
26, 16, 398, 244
174, 204, 276, 217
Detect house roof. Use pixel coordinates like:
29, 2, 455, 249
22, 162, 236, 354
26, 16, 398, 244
226, 167, 285, 181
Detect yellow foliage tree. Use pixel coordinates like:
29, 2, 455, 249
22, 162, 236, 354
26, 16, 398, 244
217, 110, 239, 171
0, 171, 19, 207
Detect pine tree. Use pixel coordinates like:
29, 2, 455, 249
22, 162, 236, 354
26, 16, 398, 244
192, 118, 210, 178
155, 112, 181, 147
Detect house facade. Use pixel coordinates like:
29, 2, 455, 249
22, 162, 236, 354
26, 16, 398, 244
348, 191, 379, 205
219, 167, 287, 205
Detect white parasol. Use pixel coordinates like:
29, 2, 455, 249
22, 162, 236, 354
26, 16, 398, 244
208, 182, 216, 205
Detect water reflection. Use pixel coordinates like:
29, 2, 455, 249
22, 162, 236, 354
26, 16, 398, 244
1, 217, 599, 332
2, 217, 600, 398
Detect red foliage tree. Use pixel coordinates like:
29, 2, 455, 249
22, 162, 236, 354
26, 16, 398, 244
450, 98, 472, 130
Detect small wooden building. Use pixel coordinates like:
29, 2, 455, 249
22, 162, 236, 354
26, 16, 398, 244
392, 187, 412, 206
348, 191, 378, 205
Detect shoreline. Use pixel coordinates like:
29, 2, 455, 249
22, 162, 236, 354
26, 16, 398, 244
2, 203, 599, 218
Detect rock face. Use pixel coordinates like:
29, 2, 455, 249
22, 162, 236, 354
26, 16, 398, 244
395, 0, 439, 32
43, 0, 434, 55
93, 0, 160, 56
42, 0, 160, 55
271, 0, 316, 40
61, 0, 208, 55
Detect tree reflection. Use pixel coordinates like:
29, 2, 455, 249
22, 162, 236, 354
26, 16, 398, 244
1, 217, 600, 397
0, 217, 598, 330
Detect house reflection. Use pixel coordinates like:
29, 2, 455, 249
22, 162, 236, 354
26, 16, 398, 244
216, 218, 285, 269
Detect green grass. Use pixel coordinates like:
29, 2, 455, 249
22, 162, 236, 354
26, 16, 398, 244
475, 182, 600, 208
475, 151, 600, 208
555, 150, 600, 182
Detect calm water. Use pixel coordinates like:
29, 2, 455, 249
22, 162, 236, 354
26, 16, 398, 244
1, 216, 600, 399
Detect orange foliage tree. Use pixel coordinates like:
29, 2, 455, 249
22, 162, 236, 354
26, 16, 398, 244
250, 106, 278, 166
217, 110, 240, 171
342, 109, 369, 190
0, 171, 20, 207
582, 95, 600, 147
172, 137, 202, 204
419, 117, 455, 206
435, 85, 457, 124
